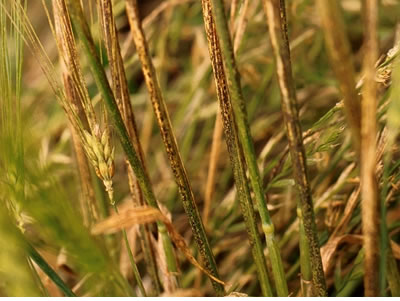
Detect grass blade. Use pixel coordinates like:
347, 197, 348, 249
27, 243, 76, 297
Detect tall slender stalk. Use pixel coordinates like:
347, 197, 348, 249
200, 0, 272, 296
317, 0, 361, 154
125, 0, 224, 295
65, 0, 178, 286
361, 0, 379, 296
262, 0, 327, 296
206, 0, 288, 296
98, 0, 160, 293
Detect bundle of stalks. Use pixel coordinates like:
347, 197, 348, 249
2, 0, 400, 297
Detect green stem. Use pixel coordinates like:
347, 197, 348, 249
27, 257, 49, 296
207, 0, 288, 296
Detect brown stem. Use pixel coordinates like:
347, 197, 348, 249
317, 0, 361, 154
361, 0, 380, 296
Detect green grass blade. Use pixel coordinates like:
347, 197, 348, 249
27, 243, 76, 297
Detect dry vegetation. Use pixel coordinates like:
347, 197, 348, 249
1, 0, 400, 297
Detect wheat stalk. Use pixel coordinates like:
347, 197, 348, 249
262, 0, 327, 296
200, 0, 273, 296
205, 0, 288, 296
125, 0, 224, 295
361, 0, 380, 296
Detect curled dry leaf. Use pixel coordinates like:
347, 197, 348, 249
320, 234, 363, 275
91, 206, 226, 286
91, 206, 160, 235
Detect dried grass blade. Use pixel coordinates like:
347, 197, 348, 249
317, 0, 361, 153
92, 207, 161, 235
233, 0, 249, 54
203, 112, 223, 227
320, 235, 363, 275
